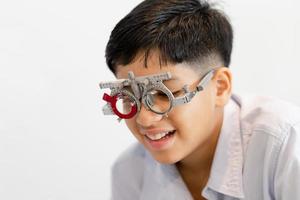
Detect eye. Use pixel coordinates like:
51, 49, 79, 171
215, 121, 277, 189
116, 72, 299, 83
171, 90, 182, 97
156, 91, 168, 97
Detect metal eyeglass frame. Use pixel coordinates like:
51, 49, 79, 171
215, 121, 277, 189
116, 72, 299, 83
99, 69, 215, 120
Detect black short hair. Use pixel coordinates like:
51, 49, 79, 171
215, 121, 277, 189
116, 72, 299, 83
105, 0, 233, 74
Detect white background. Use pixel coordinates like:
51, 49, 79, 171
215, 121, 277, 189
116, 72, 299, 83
0, 0, 299, 199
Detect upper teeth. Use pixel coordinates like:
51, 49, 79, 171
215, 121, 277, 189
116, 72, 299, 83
146, 132, 169, 140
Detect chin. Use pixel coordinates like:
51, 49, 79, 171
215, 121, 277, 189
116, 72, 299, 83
151, 151, 182, 164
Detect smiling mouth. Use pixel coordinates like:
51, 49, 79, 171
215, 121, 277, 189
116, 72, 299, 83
145, 130, 176, 141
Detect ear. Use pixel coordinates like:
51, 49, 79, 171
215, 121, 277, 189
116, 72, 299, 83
213, 67, 232, 107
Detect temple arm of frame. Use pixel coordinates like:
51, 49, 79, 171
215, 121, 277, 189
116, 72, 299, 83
172, 69, 215, 106
196, 69, 215, 92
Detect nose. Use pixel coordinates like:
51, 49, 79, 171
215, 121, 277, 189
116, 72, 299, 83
135, 104, 163, 127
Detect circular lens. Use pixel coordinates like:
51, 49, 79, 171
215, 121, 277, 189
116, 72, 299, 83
145, 89, 172, 114
115, 93, 137, 115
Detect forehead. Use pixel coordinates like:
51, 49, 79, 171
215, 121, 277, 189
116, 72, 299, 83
115, 51, 200, 85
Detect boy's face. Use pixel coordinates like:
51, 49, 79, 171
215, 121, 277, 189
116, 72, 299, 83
115, 51, 231, 164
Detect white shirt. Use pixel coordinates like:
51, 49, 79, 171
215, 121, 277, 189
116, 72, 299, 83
111, 93, 300, 200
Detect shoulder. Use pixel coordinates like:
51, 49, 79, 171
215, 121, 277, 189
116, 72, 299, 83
111, 143, 183, 199
233, 93, 300, 198
111, 143, 149, 200
233, 93, 300, 140
112, 142, 147, 178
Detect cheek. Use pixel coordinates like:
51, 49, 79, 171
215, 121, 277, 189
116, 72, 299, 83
171, 94, 215, 134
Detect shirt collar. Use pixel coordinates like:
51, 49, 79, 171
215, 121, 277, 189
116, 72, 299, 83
202, 94, 245, 199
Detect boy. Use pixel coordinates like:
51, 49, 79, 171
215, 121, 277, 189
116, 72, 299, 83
100, 0, 300, 199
